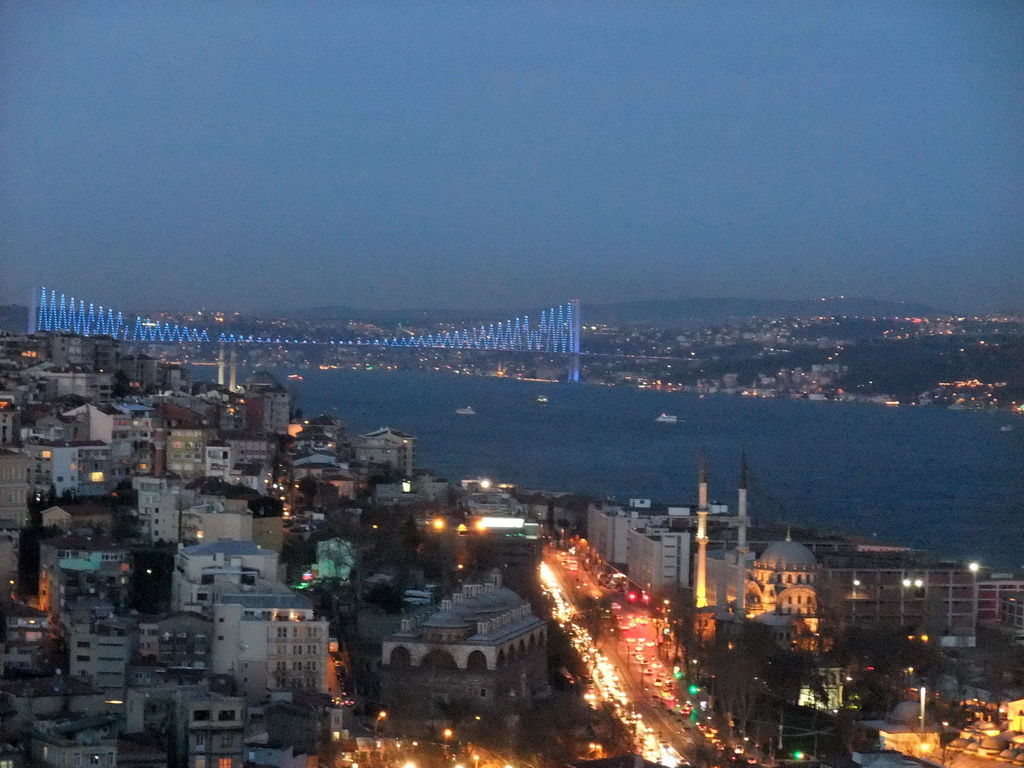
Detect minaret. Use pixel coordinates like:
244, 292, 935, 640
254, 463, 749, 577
735, 452, 750, 617
217, 343, 226, 386
229, 347, 238, 393
695, 449, 710, 608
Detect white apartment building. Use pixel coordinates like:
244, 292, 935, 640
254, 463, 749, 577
205, 443, 233, 480
211, 593, 329, 702
181, 502, 253, 544
134, 475, 195, 544
627, 528, 692, 592
171, 540, 279, 613
26, 441, 112, 498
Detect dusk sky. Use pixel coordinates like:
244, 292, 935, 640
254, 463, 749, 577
2, 2, 1022, 314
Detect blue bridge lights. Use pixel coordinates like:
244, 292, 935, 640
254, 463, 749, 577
33, 288, 582, 356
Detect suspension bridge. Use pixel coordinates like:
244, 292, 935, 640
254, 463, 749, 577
31, 287, 582, 380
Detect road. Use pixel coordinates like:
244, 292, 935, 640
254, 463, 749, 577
543, 548, 703, 767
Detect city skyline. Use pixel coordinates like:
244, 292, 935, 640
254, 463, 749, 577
2, 2, 1022, 313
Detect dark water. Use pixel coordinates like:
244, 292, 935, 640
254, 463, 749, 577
276, 368, 1022, 569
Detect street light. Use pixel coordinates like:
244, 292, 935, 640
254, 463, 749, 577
969, 562, 980, 643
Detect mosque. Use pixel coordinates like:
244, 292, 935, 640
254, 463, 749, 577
693, 453, 821, 645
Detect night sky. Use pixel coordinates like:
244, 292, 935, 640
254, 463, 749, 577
1, 2, 1022, 313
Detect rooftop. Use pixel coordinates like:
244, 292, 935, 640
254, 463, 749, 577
182, 539, 266, 556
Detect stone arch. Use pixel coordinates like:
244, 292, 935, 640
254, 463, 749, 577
528, 634, 536, 651
518, 638, 526, 655
389, 646, 411, 667
421, 649, 458, 670
508, 643, 517, 661
497, 649, 506, 666
467, 650, 488, 672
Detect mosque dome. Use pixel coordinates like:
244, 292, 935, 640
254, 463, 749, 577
758, 539, 816, 570
422, 611, 470, 629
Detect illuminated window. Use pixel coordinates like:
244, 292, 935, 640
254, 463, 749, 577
89, 472, 105, 483
219, 759, 232, 768
41, 450, 52, 459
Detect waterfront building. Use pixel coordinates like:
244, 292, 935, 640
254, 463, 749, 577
587, 501, 703, 569
997, 592, 1024, 642
820, 556, 978, 646
379, 573, 548, 721
977, 576, 1024, 623
352, 427, 416, 477
627, 527, 691, 592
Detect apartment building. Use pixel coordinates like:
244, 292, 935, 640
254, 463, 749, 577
0, 450, 29, 528
211, 593, 330, 702
171, 540, 279, 613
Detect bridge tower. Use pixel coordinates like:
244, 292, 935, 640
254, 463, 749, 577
569, 298, 581, 382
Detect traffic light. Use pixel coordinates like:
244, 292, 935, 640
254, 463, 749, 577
627, 592, 637, 602
641, 593, 650, 603
688, 684, 699, 695
793, 752, 805, 760
673, 666, 682, 680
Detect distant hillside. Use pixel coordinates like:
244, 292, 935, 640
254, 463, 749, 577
583, 297, 940, 325
0, 305, 29, 334
287, 296, 939, 327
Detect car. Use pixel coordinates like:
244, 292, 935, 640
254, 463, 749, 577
653, 678, 663, 687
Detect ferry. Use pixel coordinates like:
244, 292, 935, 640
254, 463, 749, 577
286, 374, 304, 381
655, 413, 678, 424
1000, 425, 1013, 432
455, 406, 476, 416
536, 394, 549, 404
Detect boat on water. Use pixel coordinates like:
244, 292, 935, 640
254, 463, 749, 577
1000, 425, 1013, 432
655, 413, 678, 424
536, 394, 549, 404
455, 406, 476, 415
286, 374, 303, 381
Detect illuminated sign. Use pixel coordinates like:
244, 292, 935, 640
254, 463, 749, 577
475, 517, 525, 530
